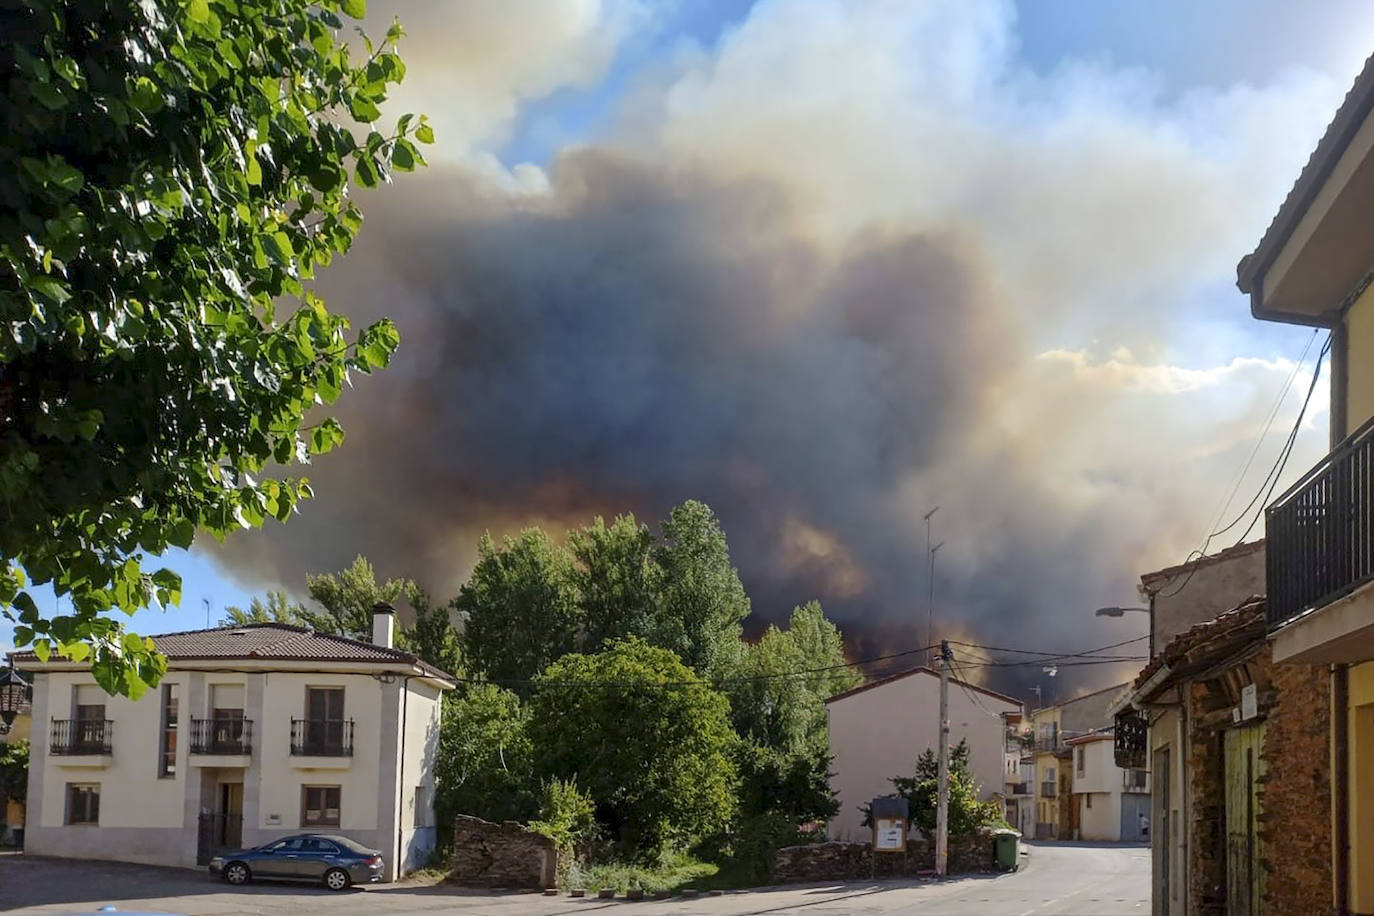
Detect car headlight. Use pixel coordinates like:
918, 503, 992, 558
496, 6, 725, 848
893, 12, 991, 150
209, 857, 224, 866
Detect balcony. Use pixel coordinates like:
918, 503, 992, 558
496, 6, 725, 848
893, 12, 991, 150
1122, 769, 1149, 793
289, 718, 353, 767
1008, 781, 1031, 796
1040, 781, 1057, 798
49, 719, 113, 765
189, 717, 253, 761
1267, 416, 1374, 664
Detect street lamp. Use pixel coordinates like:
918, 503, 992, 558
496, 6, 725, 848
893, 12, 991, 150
1095, 606, 1149, 617
0, 666, 31, 735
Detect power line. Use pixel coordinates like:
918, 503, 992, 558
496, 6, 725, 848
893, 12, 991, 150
1197, 329, 1317, 550
1159, 332, 1331, 600
947, 635, 1146, 658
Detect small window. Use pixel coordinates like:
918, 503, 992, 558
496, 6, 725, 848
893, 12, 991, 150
159, 683, 179, 778
66, 784, 100, 824
414, 786, 429, 827
1076, 746, 1085, 776
302, 785, 341, 828
1086, 794, 1093, 809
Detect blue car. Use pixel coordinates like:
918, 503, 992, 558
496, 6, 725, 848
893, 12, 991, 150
208, 833, 385, 891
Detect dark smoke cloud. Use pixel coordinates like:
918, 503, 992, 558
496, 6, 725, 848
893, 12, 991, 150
204, 0, 1343, 700
214, 154, 1017, 643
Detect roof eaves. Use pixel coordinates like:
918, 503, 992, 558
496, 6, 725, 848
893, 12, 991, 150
1238, 53, 1374, 297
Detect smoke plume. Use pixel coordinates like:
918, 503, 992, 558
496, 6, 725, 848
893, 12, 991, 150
210, 0, 1349, 695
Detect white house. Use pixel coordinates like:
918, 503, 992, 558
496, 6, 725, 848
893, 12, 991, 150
1066, 730, 1151, 842
12, 605, 454, 880
825, 667, 1023, 841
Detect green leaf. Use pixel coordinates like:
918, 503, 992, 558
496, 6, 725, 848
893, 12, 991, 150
391, 139, 416, 171
415, 123, 435, 144
341, 0, 367, 18
30, 276, 71, 304
167, 517, 196, 550
187, 0, 210, 22
262, 231, 294, 265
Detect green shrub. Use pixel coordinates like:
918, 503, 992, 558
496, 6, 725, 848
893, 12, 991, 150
529, 778, 598, 853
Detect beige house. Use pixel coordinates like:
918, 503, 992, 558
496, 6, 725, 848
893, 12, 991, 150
1066, 731, 1149, 842
825, 666, 1022, 841
13, 606, 454, 880
1019, 683, 1132, 840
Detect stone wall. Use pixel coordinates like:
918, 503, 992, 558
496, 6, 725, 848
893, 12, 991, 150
1260, 663, 1333, 916
450, 815, 556, 889
773, 835, 997, 883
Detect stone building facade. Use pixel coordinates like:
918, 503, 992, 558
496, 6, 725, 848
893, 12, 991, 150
1115, 599, 1332, 916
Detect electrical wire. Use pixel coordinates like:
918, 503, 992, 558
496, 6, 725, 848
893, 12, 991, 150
1196, 329, 1317, 549
1158, 332, 1331, 600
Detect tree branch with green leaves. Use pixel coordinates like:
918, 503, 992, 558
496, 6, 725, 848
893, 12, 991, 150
0, 0, 430, 696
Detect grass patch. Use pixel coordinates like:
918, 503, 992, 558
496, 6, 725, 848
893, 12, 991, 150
399, 866, 451, 885
570, 853, 719, 894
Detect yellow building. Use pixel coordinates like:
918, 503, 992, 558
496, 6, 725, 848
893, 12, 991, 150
1237, 51, 1374, 916
2, 703, 31, 841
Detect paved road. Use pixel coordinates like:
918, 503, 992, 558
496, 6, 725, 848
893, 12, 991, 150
1, 842, 1149, 915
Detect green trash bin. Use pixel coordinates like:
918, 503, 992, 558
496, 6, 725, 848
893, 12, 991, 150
992, 828, 1020, 871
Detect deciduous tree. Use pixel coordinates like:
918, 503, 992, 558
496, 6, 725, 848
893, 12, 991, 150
221, 590, 307, 627
0, 0, 429, 695
528, 639, 737, 859
455, 530, 580, 692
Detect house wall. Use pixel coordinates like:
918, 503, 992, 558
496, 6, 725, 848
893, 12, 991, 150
22, 665, 444, 877
1147, 546, 1265, 658
1342, 282, 1374, 435
1150, 704, 1187, 916
397, 679, 442, 874
1347, 661, 1374, 914
826, 671, 1019, 841
1077, 791, 1120, 842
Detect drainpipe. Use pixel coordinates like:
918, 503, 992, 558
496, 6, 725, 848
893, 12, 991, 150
396, 675, 411, 882
1333, 664, 1349, 916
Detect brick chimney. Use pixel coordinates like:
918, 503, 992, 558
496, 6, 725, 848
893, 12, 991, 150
372, 600, 395, 649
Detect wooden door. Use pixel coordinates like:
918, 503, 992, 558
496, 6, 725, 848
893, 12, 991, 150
1224, 723, 1267, 916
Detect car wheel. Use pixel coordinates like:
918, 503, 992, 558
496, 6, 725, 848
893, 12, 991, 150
224, 862, 251, 885
324, 867, 351, 891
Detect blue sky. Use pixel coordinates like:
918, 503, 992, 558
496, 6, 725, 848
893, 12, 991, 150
5, 0, 1372, 653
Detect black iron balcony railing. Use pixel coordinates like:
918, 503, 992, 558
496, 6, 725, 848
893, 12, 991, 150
290, 718, 353, 756
1009, 781, 1030, 796
1122, 768, 1148, 792
1266, 415, 1374, 630
190, 717, 253, 755
50, 718, 112, 755
1040, 781, 1057, 798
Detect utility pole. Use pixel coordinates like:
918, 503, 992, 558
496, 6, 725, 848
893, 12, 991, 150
924, 504, 941, 665
936, 639, 950, 877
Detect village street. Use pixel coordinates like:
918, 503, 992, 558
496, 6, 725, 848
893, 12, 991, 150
1, 843, 1148, 915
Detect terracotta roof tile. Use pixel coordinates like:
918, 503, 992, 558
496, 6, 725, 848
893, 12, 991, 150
12, 623, 455, 683
1131, 597, 1266, 694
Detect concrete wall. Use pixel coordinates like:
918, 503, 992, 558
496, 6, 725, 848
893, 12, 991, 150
826, 670, 1020, 841
1145, 544, 1265, 659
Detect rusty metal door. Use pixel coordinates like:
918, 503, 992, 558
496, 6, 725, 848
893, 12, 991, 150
1224, 723, 1267, 916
